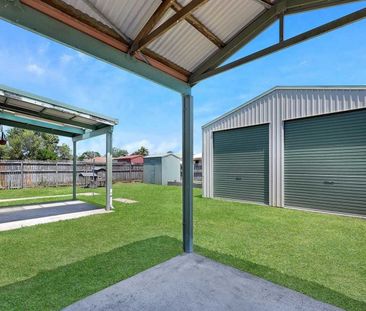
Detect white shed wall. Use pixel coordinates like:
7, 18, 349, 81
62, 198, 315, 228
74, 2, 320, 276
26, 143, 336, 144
202, 87, 366, 206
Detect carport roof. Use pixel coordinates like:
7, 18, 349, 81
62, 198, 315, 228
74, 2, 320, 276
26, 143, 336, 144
0, 84, 118, 137
1, 0, 364, 93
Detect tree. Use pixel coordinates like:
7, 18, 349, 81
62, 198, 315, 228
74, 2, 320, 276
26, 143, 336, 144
6, 129, 59, 160
57, 143, 72, 160
132, 146, 149, 156
112, 147, 128, 158
0, 144, 9, 160
78, 150, 101, 161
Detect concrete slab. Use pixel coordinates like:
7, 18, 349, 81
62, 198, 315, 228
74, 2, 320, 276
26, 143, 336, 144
63, 254, 341, 311
113, 198, 138, 204
0, 192, 99, 204
0, 201, 110, 231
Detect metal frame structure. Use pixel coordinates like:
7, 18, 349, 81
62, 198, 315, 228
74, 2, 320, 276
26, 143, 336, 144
0, 0, 365, 252
0, 85, 118, 210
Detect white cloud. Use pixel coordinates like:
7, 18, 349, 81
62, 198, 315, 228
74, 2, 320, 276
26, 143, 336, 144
26, 63, 45, 75
60, 54, 73, 65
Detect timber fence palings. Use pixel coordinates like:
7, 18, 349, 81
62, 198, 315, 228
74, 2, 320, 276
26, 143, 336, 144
0, 160, 143, 189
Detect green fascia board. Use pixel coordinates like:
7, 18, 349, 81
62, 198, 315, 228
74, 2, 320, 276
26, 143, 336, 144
0, 83, 118, 126
0, 1, 191, 95
0, 110, 85, 137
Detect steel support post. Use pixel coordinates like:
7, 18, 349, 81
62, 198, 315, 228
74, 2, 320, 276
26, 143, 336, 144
182, 93, 193, 253
106, 129, 113, 210
72, 140, 77, 200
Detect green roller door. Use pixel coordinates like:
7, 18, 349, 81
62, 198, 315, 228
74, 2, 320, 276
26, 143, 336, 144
213, 124, 269, 204
285, 109, 366, 215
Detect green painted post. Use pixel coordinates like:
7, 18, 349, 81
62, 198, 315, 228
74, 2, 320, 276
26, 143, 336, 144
73, 140, 77, 200
106, 129, 113, 210
182, 93, 193, 253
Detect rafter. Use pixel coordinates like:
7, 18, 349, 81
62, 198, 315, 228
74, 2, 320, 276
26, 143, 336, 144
189, 0, 361, 83
191, 7, 366, 83
129, 0, 173, 54
132, 0, 208, 53
171, 0, 224, 48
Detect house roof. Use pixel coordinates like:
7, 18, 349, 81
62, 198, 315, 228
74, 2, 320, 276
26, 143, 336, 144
202, 85, 366, 128
84, 156, 106, 163
115, 155, 144, 160
1, 1, 361, 92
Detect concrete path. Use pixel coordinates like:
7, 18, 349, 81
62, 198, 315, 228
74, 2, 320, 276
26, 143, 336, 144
63, 253, 342, 311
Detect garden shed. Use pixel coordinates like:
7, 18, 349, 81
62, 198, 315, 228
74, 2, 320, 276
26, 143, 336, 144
203, 86, 366, 216
144, 154, 181, 185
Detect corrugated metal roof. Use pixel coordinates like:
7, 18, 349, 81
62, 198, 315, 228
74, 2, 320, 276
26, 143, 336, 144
55, 0, 267, 72
0, 84, 118, 131
202, 85, 366, 128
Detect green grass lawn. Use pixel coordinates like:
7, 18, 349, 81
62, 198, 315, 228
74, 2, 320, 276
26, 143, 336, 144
0, 183, 365, 311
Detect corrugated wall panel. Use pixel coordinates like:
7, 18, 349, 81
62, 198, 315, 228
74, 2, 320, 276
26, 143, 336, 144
202, 87, 366, 208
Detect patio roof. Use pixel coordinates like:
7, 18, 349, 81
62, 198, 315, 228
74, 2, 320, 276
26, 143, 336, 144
0, 84, 118, 137
0, 0, 364, 92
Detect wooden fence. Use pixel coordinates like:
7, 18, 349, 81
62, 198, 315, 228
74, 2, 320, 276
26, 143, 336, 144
0, 160, 143, 189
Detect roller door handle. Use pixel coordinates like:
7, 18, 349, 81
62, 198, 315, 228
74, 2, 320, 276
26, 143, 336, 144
235, 177, 242, 181
324, 181, 335, 185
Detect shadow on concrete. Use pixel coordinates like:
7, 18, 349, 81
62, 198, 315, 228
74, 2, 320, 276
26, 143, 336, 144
0, 236, 364, 311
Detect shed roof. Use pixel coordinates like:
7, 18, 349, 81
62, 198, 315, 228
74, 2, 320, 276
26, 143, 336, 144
1, 0, 363, 92
145, 153, 181, 159
0, 84, 118, 137
202, 85, 366, 128
115, 155, 144, 160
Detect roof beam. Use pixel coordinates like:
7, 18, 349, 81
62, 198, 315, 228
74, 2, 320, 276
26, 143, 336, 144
192, 7, 366, 82
189, 0, 285, 83
170, 0, 225, 48
72, 126, 113, 142
285, 0, 363, 14
189, 0, 362, 83
133, 0, 208, 52
0, 110, 85, 137
129, 0, 173, 54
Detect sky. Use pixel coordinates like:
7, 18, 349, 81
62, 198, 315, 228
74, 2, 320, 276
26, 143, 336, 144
0, 1, 365, 156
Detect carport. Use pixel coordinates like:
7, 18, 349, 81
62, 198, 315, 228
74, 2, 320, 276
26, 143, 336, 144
0, 0, 364, 309
0, 84, 118, 212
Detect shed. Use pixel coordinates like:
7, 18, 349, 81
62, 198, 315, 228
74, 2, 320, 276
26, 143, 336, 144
144, 154, 181, 186
202, 86, 366, 216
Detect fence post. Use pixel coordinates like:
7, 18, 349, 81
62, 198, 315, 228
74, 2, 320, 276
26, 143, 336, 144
20, 161, 24, 189
55, 161, 58, 187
